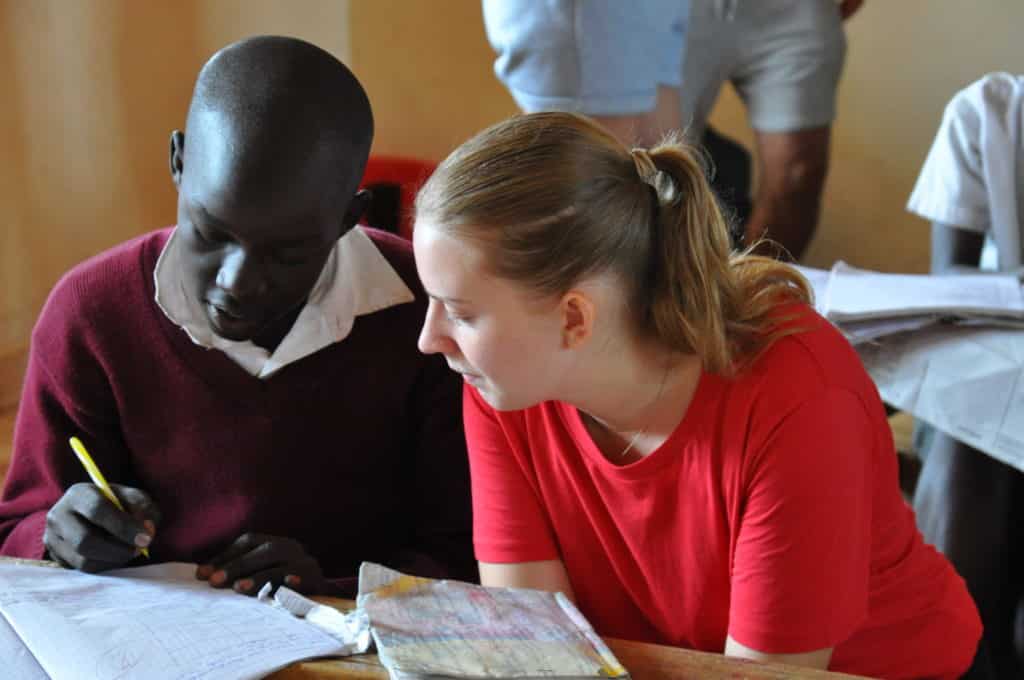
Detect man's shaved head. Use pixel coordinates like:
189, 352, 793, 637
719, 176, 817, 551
185, 35, 373, 207
169, 36, 376, 347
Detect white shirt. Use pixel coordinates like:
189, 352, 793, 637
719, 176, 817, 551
907, 72, 1024, 271
153, 226, 415, 379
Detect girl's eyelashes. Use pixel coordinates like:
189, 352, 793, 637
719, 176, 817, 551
445, 309, 474, 325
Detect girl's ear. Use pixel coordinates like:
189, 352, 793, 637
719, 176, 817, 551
559, 290, 596, 350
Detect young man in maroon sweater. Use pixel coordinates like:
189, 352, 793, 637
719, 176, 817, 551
0, 36, 475, 597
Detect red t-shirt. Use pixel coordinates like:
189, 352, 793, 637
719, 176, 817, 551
466, 305, 981, 680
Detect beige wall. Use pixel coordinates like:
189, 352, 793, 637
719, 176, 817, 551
3, 0, 1024, 408
349, 1, 517, 161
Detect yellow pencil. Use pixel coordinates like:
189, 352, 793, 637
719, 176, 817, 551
68, 436, 150, 558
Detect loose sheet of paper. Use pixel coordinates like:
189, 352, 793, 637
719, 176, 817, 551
0, 562, 348, 680
0, 612, 49, 680
258, 582, 371, 654
860, 325, 1024, 471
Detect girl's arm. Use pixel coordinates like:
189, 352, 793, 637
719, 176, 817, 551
725, 636, 832, 670
479, 559, 576, 602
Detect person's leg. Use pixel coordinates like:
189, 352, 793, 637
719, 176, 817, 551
747, 127, 830, 259
730, 0, 845, 259
701, 126, 752, 247
913, 431, 1022, 678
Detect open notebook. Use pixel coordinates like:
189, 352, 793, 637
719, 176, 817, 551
357, 563, 629, 680
0, 561, 357, 680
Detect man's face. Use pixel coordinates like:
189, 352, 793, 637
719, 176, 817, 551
171, 119, 358, 342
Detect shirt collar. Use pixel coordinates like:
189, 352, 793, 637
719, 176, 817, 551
153, 226, 415, 378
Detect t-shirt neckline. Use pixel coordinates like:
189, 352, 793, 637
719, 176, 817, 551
560, 368, 713, 478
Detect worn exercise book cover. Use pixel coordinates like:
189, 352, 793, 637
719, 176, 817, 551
356, 562, 629, 679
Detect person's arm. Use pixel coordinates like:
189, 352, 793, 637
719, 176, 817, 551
463, 384, 564, 587
929, 221, 1024, 279
394, 352, 477, 582
725, 636, 832, 670
479, 559, 576, 602
838, 0, 865, 20
1, 288, 157, 567
931, 221, 985, 274
727, 387, 875, 670
0, 340, 90, 558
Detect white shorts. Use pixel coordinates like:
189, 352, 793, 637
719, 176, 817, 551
681, 0, 847, 137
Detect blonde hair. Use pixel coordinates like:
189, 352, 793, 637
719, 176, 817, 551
415, 112, 810, 375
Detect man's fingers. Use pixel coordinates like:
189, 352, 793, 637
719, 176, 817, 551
68, 485, 151, 549
232, 558, 323, 596
209, 540, 282, 587
111, 484, 162, 528
44, 513, 135, 571
203, 533, 266, 576
201, 535, 315, 591
231, 567, 289, 596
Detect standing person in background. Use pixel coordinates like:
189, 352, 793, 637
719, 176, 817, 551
413, 111, 982, 679
907, 71, 1024, 679
481, 0, 862, 260
0, 36, 475, 597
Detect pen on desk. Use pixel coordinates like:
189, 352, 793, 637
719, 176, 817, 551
68, 436, 150, 559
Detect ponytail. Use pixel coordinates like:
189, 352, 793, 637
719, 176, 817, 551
643, 138, 810, 374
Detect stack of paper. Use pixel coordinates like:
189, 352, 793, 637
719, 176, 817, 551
0, 562, 367, 680
794, 261, 1024, 345
357, 562, 629, 680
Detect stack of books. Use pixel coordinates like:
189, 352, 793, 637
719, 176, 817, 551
795, 261, 1024, 345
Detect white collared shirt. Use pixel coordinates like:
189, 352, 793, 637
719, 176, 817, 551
907, 72, 1024, 271
153, 226, 415, 378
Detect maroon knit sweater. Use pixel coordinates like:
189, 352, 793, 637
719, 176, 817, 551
0, 228, 475, 593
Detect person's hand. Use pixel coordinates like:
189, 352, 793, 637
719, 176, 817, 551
838, 0, 864, 20
44, 483, 159, 572
195, 533, 328, 596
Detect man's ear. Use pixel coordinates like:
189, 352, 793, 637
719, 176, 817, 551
560, 291, 595, 350
340, 189, 372, 234
169, 131, 185, 188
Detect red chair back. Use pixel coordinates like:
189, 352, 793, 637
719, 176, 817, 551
359, 155, 437, 240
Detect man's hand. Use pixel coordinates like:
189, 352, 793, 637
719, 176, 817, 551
838, 0, 864, 20
195, 533, 328, 596
44, 483, 159, 572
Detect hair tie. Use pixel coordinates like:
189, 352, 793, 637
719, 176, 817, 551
630, 148, 680, 207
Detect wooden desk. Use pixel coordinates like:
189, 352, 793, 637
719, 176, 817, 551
269, 598, 871, 680
0, 560, 866, 679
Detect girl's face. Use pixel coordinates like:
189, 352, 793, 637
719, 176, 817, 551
414, 222, 572, 411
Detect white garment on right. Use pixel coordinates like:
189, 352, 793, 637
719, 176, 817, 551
907, 72, 1024, 272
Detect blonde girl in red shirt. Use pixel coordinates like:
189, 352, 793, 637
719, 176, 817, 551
413, 111, 982, 679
